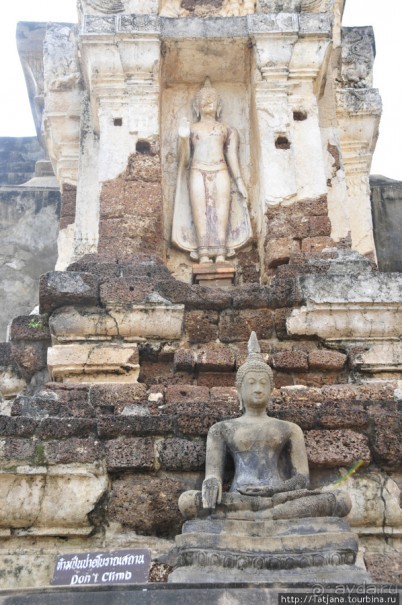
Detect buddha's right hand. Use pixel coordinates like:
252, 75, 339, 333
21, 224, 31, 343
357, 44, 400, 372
202, 477, 222, 509
179, 117, 190, 139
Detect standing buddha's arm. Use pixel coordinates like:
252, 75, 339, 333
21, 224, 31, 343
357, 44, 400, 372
224, 127, 247, 198
177, 117, 191, 168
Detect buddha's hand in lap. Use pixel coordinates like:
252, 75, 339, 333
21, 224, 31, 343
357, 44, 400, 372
202, 477, 222, 509
238, 475, 309, 498
237, 485, 275, 497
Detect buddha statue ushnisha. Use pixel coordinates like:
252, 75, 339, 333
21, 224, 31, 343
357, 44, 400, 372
179, 332, 351, 521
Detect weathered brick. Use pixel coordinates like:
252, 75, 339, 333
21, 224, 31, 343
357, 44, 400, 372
231, 286, 270, 309
9, 315, 50, 342
219, 309, 274, 343
45, 437, 102, 464
11, 342, 47, 378
139, 361, 182, 385
269, 408, 317, 430
274, 308, 292, 339
301, 236, 334, 254
266, 197, 328, 220
210, 387, 238, 405
273, 372, 296, 388
269, 278, 303, 308
269, 391, 319, 428
308, 350, 347, 371
157, 438, 206, 471
195, 344, 236, 372
185, 310, 219, 344
370, 412, 402, 468
97, 415, 174, 438
272, 351, 309, 372
266, 216, 302, 240
275, 262, 330, 278
358, 382, 398, 401
364, 552, 402, 585
109, 476, 184, 537
99, 277, 155, 305
321, 384, 359, 401
39, 271, 99, 314
0, 417, 38, 437
307, 215, 331, 237
297, 197, 328, 217
165, 385, 209, 406
105, 437, 155, 471
157, 281, 232, 310
318, 402, 368, 430
90, 383, 147, 415
2, 438, 36, 462
0, 342, 12, 366
37, 418, 97, 439
291, 372, 346, 388
236, 243, 260, 284
12, 389, 95, 419
173, 348, 195, 372
279, 386, 324, 406
176, 413, 222, 436
98, 172, 164, 258
265, 238, 300, 269
304, 429, 371, 468
68, 253, 169, 281
197, 373, 235, 388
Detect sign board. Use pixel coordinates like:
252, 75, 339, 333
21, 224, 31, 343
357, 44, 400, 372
52, 548, 151, 586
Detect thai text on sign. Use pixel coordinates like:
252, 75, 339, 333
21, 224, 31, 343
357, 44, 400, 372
52, 548, 151, 586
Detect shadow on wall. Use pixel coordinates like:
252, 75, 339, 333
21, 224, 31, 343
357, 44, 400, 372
370, 175, 402, 273
0, 137, 60, 340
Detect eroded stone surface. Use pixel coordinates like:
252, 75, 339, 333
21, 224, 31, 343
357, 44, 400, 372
305, 429, 371, 467
47, 343, 140, 382
109, 475, 184, 536
0, 464, 107, 535
341, 471, 402, 531
40, 272, 98, 314
105, 437, 155, 471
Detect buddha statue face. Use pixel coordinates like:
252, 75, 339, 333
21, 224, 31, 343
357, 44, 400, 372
199, 90, 219, 118
239, 369, 272, 412
193, 79, 222, 120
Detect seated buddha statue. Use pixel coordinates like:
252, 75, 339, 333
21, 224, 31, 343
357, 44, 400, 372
179, 332, 351, 521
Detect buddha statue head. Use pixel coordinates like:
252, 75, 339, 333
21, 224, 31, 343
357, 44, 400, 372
236, 332, 274, 412
193, 78, 222, 120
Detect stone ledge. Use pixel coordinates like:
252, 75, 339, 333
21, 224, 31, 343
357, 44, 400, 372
0, 463, 107, 537
50, 303, 185, 342
81, 12, 331, 38
1, 584, 395, 605
288, 302, 402, 341
47, 343, 140, 382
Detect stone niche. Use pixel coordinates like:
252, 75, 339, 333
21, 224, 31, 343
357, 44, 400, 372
161, 38, 255, 283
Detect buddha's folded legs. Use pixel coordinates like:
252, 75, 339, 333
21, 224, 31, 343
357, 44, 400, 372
270, 490, 351, 520
178, 489, 351, 521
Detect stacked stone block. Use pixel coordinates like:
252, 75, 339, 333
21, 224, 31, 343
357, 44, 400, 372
0, 252, 400, 586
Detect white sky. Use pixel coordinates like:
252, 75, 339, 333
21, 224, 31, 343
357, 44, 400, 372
0, 0, 400, 180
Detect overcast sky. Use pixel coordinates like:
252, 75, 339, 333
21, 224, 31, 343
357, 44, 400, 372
0, 0, 400, 180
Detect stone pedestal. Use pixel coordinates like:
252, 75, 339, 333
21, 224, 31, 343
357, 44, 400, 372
192, 263, 236, 288
169, 516, 370, 584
